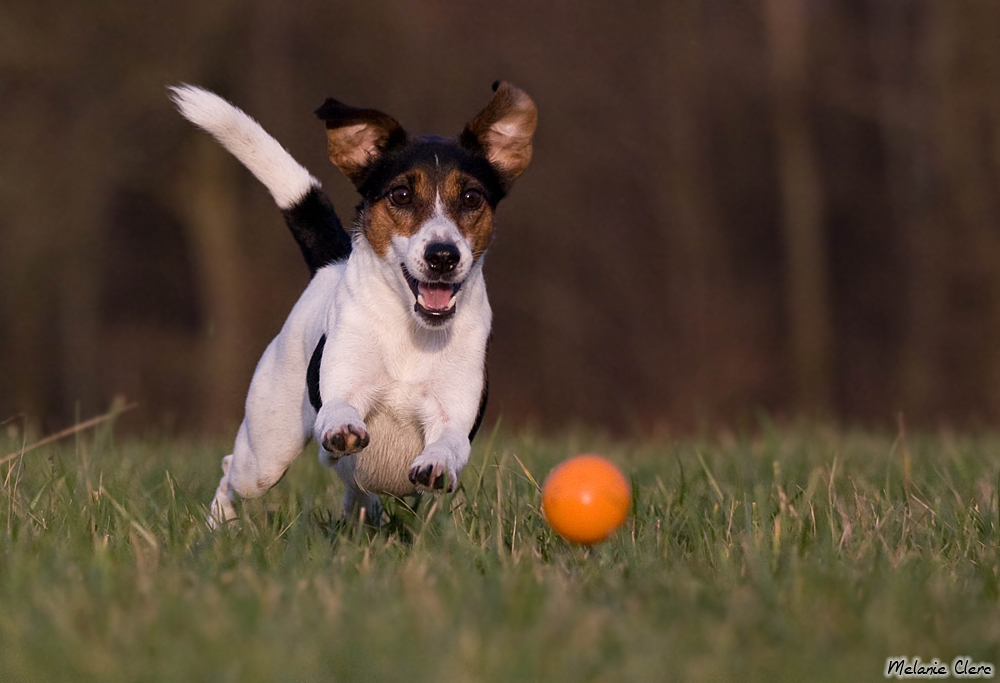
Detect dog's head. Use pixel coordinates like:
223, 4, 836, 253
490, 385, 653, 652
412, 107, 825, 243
315, 81, 537, 328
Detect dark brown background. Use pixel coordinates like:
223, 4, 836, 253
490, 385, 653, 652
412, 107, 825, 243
3, 1, 1000, 434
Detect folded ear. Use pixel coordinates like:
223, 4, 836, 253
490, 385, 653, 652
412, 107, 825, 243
460, 81, 538, 187
315, 99, 406, 185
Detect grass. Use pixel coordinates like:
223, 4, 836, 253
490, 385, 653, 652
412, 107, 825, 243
1, 418, 999, 682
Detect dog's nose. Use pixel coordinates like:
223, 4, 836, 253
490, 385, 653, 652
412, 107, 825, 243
424, 242, 460, 275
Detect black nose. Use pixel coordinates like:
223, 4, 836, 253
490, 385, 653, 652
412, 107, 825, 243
424, 242, 460, 275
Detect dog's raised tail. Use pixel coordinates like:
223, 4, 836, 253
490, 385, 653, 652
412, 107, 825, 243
169, 84, 351, 274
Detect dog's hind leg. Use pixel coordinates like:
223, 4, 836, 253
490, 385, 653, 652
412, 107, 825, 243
209, 453, 238, 525
340, 477, 384, 526
321, 453, 382, 524
208, 337, 313, 528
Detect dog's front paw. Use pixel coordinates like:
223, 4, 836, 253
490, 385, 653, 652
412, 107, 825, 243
321, 423, 369, 454
408, 444, 462, 492
408, 462, 451, 491
315, 404, 369, 455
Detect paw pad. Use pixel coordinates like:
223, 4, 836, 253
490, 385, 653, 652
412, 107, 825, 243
322, 424, 369, 454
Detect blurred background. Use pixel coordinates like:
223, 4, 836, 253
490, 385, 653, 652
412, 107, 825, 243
3, 1, 1000, 434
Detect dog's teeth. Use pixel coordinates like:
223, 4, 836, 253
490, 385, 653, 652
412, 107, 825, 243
417, 294, 426, 307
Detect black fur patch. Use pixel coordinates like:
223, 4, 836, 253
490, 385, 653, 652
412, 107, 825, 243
307, 334, 326, 411
469, 337, 491, 441
282, 188, 352, 276
469, 373, 489, 442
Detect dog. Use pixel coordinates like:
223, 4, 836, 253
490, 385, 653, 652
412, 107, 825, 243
169, 81, 537, 526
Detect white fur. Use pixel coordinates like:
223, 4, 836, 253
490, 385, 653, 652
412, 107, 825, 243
210, 243, 491, 526
181, 91, 494, 528
169, 84, 319, 210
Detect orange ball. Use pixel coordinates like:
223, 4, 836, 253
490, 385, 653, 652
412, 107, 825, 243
542, 455, 631, 544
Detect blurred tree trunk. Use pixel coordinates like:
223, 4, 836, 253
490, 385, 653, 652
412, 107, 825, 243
871, 2, 942, 421
930, 3, 1000, 421
0, 8, 110, 425
763, 0, 832, 415
56, 181, 104, 420
58, 105, 113, 420
656, 3, 727, 423
180, 137, 246, 432
0, 195, 54, 422
0, 100, 50, 421
989, 119, 1000, 419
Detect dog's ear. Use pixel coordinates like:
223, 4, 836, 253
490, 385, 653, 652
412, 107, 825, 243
460, 81, 538, 187
315, 99, 406, 185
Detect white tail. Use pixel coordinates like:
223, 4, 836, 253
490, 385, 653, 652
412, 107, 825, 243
169, 84, 319, 210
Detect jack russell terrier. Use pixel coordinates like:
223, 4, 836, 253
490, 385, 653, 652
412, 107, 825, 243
170, 81, 537, 527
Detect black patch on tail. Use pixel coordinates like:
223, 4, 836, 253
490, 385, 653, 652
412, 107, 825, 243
307, 334, 326, 410
282, 187, 352, 275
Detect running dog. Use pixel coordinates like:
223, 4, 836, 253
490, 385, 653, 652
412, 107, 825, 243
169, 81, 537, 526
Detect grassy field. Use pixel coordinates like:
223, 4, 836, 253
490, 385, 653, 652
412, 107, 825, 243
1, 418, 999, 682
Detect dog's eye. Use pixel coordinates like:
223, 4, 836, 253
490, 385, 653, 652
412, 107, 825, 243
389, 186, 412, 207
461, 189, 484, 210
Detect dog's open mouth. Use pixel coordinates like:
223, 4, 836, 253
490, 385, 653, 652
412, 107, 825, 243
402, 266, 462, 323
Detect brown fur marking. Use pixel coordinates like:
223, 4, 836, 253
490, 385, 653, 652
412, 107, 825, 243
325, 124, 382, 181
363, 170, 435, 256
440, 170, 495, 257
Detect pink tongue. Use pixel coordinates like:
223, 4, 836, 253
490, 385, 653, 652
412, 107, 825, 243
418, 282, 454, 310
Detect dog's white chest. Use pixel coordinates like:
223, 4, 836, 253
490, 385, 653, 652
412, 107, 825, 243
327, 332, 450, 496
